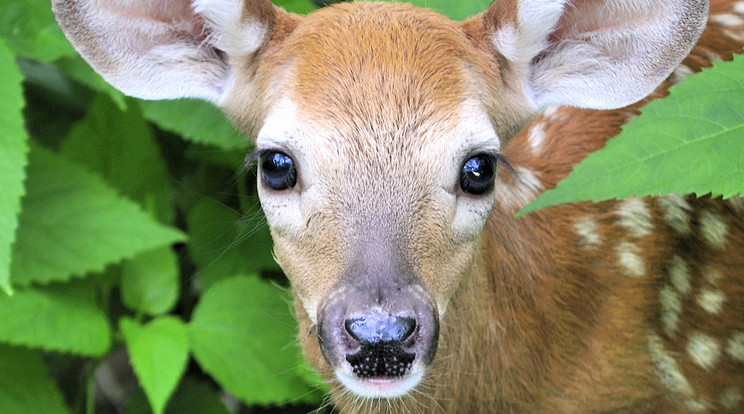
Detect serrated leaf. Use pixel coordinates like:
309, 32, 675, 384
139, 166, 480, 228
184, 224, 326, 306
521, 54, 744, 215
121, 247, 180, 316
189, 275, 319, 405
0, 0, 76, 62
139, 100, 249, 150
11, 146, 185, 287
0, 39, 28, 295
121, 317, 190, 414
0, 345, 70, 413
187, 200, 279, 291
125, 377, 231, 414
0, 281, 111, 355
61, 94, 173, 223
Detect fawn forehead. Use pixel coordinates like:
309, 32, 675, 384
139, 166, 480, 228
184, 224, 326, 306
267, 2, 495, 170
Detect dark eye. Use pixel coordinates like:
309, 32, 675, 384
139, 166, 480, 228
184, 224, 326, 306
460, 154, 496, 195
260, 151, 297, 190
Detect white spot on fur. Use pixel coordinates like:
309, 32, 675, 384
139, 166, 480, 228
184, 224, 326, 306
735, 2, 744, 14
700, 210, 728, 250
721, 388, 743, 409
615, 242, 645, 277
727, 332, 744, 362
722, 28, 744, 42
669, 255, 692, 295
728, 196, 744, 214
696, 288, 725, 314
687, 333, 721, 370
671, 64, 695, 84
685, 399, 710, 413
542, 105, 566, 120
617, 197, 653, 238
496, 167, 544, 211
711, 13, 744, 27
698, 46, 724, 62
660, 285, 682, 337
648, 333, 694, 396
621, 110, 639, 123
573, 215, 602, 248
658, 194, 692, 235
527, 123, 546, 154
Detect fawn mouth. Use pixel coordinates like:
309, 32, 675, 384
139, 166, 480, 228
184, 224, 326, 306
335, 369, 425, 399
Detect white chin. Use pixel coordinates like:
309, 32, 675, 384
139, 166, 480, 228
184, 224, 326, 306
335, 370, 424, 399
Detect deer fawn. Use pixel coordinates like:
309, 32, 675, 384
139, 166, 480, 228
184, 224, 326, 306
53, 0, 744, 412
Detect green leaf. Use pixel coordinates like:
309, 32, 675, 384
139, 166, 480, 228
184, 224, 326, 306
121, 317, 190, 414
0, 39, 28, 295
189, 275, 319, 405
273, 0, 317, 14
125, 377, 231, 414
187, 200, 279, 291
61, 94, 173, 223
0, 345, 70, 413
521, 54, 744, 215
0, 0, 76, 62
55, 57, 128, 111
383, 0, 490, 20
121, 247, 180, 316
139, 100, 249, 150
0, 281, 111, 355
11, 146, 185, 287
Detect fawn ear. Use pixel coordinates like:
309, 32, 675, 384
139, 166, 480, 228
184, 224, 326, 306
479, 0, 708, 110
52, 0, 296, 104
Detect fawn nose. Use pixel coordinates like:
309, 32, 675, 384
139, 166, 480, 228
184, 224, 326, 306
342, 312, 418, 379
345, 315, 416, 343
318, 282, 439, 381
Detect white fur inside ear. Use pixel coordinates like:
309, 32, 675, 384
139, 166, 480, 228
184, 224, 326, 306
192, 0, 268, 55
488, 0, 707, 111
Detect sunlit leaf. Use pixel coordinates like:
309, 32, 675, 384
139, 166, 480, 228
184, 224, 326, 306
522, 54, 744, 215
0, 39, 28, 294
0, 0, 76, 62
0, 281, 111, 356
60, 94, 173, 224
385, 0, 489, 20
139, 100, 249, 150
11, 146, 185, 286
189, 275, 322, 405
121, 247, 180, 316
124, 376, 231, 414
121, 317, 190, 414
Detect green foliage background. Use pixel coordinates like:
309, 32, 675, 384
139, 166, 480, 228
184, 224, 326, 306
0, 0, 741, 413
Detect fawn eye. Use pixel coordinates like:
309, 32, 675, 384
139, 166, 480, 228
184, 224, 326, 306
460, 154, 496, 195
260, 151, 297, 190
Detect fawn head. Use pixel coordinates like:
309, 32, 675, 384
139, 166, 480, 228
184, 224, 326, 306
53, 0, 707, 399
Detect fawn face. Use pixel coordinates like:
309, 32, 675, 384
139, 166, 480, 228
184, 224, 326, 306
248, 4, 510, 397
52, 0, 708, 402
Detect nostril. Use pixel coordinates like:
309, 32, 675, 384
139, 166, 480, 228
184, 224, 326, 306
345, 315, 416, 344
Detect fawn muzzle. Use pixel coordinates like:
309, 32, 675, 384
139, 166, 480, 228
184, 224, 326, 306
318, 279, 439, 398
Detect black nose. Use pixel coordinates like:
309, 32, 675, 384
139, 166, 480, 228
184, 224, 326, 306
345, 315, 416, 344
343, 314, 417, 379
